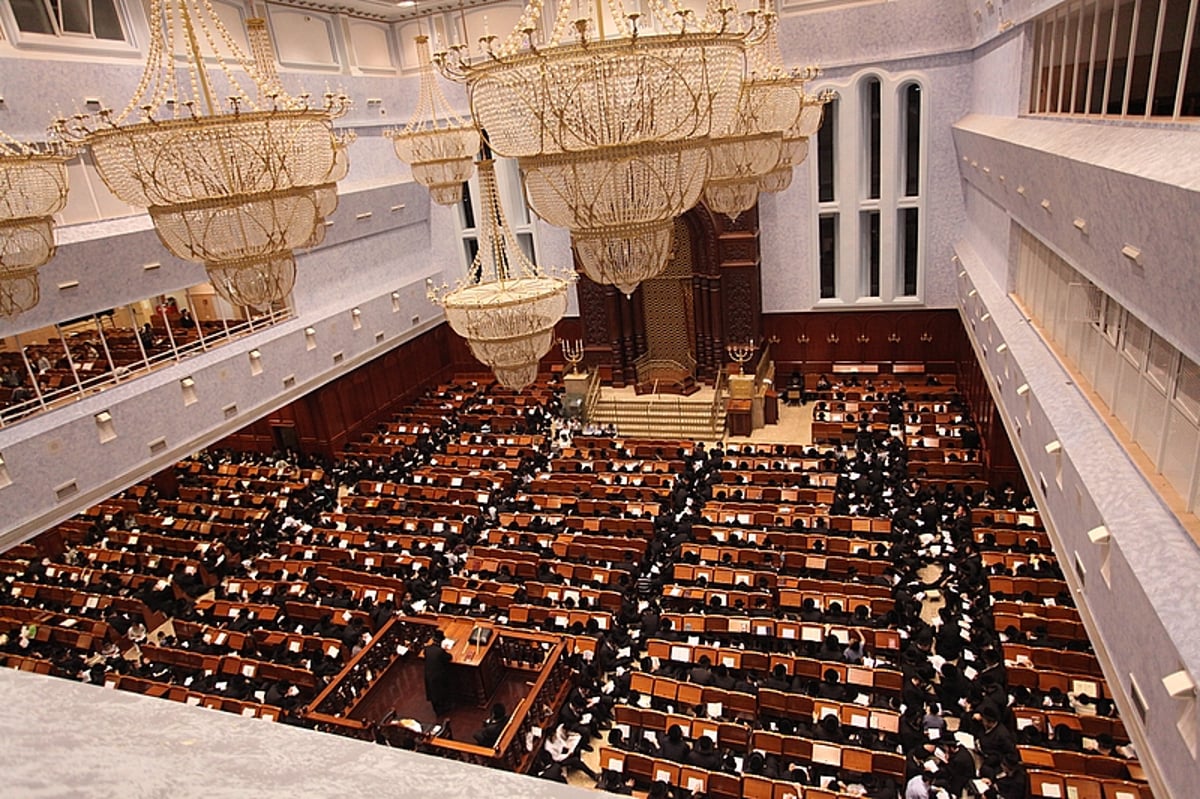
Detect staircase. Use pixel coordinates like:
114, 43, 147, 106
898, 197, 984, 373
587, 391, 725, 441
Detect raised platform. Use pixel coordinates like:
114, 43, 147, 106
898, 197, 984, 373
588, 386, 724, 440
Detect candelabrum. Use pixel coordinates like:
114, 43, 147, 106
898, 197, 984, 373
561, 339, 585, 374
727, 340, 757, 373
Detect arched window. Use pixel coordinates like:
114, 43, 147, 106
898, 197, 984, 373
897, 82, 923, 298
812, 72, 926, 304
816, 98, 839, 300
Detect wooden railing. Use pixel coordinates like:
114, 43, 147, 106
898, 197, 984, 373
303, 617, 572, 774
633, 353, 695, 386
583, 368, 602, 420
709, 367, 726, 436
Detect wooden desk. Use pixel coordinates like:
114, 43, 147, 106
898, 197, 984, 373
727, 399, 752, 437
439, 618, 502, 707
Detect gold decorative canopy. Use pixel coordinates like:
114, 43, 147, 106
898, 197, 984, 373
54, 0, 348, 309
387, 35, 480, 206
428, 159, 571, 390
0, 132, 71, 317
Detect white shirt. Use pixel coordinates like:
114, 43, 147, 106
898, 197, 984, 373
905, 775, 931, 799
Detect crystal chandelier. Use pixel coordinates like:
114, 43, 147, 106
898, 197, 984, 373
759, 90, 829, 195
0, 132, 71, 317
436, 0, 757, 296
702, 9, 826, 219
54, 0, 349, 310
388, 35, 480, 206
428, 159, 571, 390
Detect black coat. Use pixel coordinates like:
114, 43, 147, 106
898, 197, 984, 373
423, 642, 453, 709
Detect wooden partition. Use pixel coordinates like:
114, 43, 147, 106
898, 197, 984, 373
217, 325, 460, 457
305, 616, 572, 774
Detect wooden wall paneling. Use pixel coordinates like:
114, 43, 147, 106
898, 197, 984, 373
216, 325, 458, 458
714, 204, 762, 349
696, 275, 720, 379
720, 266, 760, 345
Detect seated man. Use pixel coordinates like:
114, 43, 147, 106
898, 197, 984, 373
473, 702, 508, 748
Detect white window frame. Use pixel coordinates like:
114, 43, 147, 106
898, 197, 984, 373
455, 156, 543, 279
0, 0, 140, 55
809, 69, 928, 307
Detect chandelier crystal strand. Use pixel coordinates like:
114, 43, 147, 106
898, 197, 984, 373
496, 0, 548, 56
428, 159, 571, 390
387, 35, 479, 207
246, 17, 286, 101
0, 131, 71, 317
53, 0, 348, 309
432, 0, 762, 296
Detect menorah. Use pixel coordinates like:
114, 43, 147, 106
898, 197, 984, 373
727, 339, 757, 367
561, 339, 585, 374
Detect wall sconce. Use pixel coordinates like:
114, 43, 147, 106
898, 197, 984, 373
856, 334, 870, 344
95, 410, 117, 443
796, 334, 810, 345
304, 327, 317, 351
1121, 244, 1143, 267
180, 376, 198, 407
1086, 525, 1110, 544
887, 333, 901, 343
1163, 670, 1196, 699
351, 307, 362, 330
827, 333, 840, 344
391, 291, 401, 313
766, 334, 780, 345
248, 349, 263, 376
920, 332, 934, 343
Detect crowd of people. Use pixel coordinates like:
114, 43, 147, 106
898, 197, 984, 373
0, 373, 1138, 799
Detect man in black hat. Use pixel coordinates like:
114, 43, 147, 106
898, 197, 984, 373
423, 628, 454, 716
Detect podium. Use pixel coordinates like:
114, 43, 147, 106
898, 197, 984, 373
563, 370, 591, 420
726, 371, 765, 434
441, 618, 502, 707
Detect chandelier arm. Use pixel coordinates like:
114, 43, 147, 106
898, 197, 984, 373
497, 0, 546, 57
548, 0, 575, 45
701, 0, 724, 32
644, 0, 672, 32
605, 0, 633, 37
